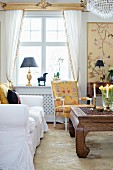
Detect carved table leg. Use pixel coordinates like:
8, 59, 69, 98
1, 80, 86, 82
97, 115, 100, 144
76, 125, 90, 158
69, 118, 75, 137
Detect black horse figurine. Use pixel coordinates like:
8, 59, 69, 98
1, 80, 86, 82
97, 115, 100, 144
37, 73, 48, 86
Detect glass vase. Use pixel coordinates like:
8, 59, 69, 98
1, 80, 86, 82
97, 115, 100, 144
102, 93, 113, 110
102, 94, 107, 109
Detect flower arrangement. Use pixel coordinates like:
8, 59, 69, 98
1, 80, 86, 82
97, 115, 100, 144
99, 85, 113, 109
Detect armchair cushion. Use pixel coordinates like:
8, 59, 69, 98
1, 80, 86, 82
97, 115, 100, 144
54, 105, 71, 113
55, 105, 71, 118
52, 81, 79, 105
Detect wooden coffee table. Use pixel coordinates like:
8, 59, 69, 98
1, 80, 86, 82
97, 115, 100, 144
69, 106, 113, 158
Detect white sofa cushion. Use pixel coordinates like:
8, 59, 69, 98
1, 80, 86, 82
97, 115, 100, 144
29, 106, 48, 132
29, 117, 36, 133
29, 107, 42, 126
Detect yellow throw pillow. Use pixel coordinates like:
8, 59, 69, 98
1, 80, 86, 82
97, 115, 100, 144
0, 84, 9, 104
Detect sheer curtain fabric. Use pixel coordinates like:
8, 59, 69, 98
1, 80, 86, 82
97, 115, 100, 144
63, 10, 82, 81
5, 10, 23, 85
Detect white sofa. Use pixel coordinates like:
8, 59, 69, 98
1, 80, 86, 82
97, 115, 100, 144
0, 95, 48, 170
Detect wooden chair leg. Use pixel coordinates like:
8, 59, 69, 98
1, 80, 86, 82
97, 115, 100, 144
53, 111, 56, 127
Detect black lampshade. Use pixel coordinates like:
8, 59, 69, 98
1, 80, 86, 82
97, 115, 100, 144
95, 60, 104, 68
20, 57, 38, 68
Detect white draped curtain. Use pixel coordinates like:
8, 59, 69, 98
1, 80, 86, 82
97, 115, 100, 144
63, 10, 82, 81
5, 10, 23, 87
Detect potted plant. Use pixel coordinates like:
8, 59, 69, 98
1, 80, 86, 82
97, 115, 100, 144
108, 67, 113, 82
53, 57, 64, 80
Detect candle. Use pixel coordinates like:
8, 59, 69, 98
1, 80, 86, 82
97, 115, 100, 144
93, 83, 96, 98
106, 84, 109, 98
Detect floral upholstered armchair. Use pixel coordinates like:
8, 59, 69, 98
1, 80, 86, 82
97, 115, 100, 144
51, 80, 92, 131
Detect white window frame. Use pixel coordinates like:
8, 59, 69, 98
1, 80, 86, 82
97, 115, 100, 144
16, 11, 71, 86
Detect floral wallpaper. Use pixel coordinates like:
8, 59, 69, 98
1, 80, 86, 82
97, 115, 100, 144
87, 22, 113, 83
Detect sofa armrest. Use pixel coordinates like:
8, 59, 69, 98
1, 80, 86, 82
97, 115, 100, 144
20, 95, 43, 108
0, 104, 29, 125
0, 104, 35, 168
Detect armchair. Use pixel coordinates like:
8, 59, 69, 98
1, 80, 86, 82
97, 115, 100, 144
51, 80, 92, 131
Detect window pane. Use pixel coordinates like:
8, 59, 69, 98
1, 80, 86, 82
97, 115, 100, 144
46, 18, 57, 30
23, 18, 30, 31
58, 19, 65, 30
46, 18, 66, 42
18, 46, 41, 85
46, 46, 69, 84
31, 18, 41, 30
20, 31, 30, 42
21, 18, 42, 42
58, 31, 66, 42
46, 31, 66, 42
31, 31, 41, 42
46, 31, 57, 42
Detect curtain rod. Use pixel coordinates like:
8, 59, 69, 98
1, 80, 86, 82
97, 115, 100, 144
0, 1, 86, 11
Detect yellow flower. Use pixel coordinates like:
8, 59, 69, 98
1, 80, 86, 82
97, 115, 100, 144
99, 85, 103, 91
109, 84, 113, 89
99, 85, 106, 91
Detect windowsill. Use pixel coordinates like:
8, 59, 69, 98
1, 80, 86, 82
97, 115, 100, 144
14, 85, 51, 88
14, 86, 52, 95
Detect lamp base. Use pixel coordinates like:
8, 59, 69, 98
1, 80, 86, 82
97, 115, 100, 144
26, 68, 32, 86
26, 83, 32, 86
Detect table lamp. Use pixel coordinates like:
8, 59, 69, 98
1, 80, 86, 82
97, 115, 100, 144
95, 59, 105, 82
20, 57, 38, 86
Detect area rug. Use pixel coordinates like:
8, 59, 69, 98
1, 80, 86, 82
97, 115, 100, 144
34, 129, 113, 170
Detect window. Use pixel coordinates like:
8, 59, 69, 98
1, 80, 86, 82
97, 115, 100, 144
17, 12, 70, 86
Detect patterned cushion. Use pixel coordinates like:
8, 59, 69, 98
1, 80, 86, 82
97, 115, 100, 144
54, 105, 71, 113
51, 81, 79, 105
55, 107, 70, 118
0, 84, 9, 104
54, 98, 63, 107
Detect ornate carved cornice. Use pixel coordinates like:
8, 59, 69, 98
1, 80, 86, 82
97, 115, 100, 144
0, 2, 6, 9
37, 0, 51, 9
0, 0, 85, 11
80, 0, 87, 7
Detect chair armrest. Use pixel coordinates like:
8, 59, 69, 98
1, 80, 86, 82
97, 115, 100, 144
79, 97, 92, 105
0, 104, 29, 126
53, 97, 64, 107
